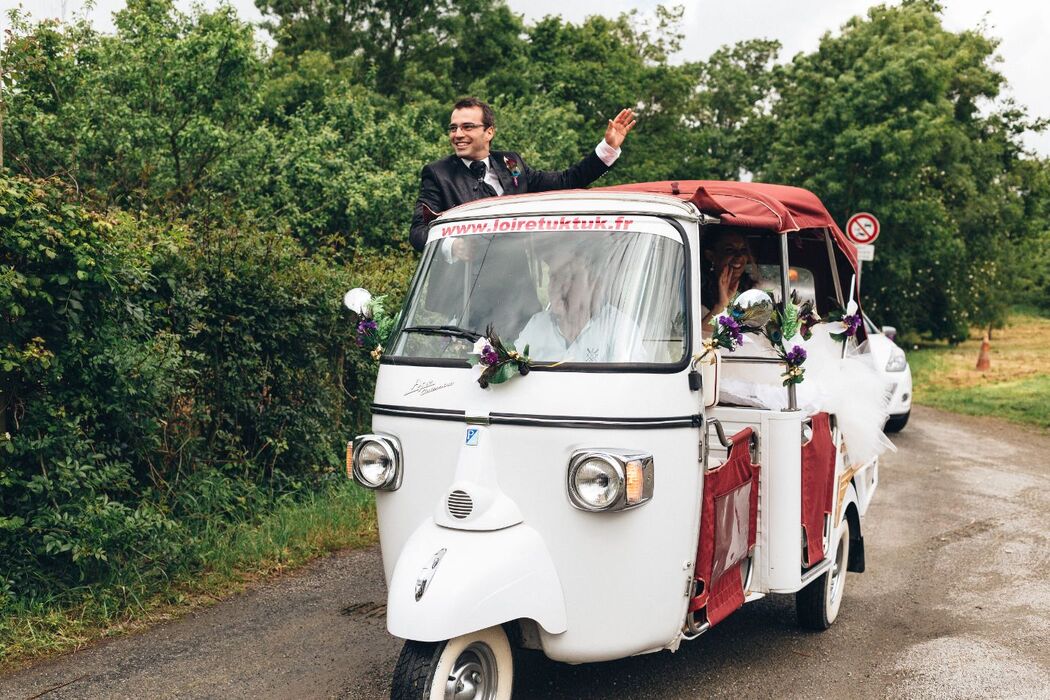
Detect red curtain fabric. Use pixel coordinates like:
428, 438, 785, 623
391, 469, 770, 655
801, 412, 837, 567
690, 427, 759, 627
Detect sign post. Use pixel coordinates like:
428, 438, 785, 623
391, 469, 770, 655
845, 213, 880, 292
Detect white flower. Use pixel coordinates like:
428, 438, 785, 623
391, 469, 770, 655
827, 300, 860, 335
825, 320, 847, 334
343, 288, 373, 317
471, 337, 492, 356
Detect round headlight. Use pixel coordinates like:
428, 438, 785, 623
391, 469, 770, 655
352, 435, 401, 490
570, 457, 624, 510
357, 441, 393, 486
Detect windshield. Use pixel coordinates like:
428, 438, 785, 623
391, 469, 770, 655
390, 216, 688, 366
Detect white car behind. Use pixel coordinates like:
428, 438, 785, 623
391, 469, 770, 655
864, 315, 912, 432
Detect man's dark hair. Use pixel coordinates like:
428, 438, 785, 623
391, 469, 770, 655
453, 97, 495, 128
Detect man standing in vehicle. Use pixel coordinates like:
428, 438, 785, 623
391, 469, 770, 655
409, 97, 637, 251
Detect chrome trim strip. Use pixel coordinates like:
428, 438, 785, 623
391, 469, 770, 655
370, 404, 700, 429
371, 404, 464, 422
798, 556, 835, 588
721, 356, 784, 364
491, 414, 698, 429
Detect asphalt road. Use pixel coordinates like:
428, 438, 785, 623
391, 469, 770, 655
3, 405, 1049, 699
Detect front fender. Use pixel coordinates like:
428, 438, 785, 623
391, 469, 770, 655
386, 518, 566, 642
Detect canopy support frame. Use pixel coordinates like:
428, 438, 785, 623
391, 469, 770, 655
779, 235, 798, 411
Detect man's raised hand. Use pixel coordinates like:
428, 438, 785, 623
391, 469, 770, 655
604, 108, 637, 150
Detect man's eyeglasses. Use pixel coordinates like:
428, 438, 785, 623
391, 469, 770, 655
448, 123, 488, 134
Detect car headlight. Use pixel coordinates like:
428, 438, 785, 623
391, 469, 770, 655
885, 348, 908, 372
567, 450, 653, 512
350, 434, 402, 490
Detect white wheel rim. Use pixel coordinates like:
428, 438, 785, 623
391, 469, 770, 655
445, 641, 498, 700
829, 529, 847, 604
825, 523, 849, 623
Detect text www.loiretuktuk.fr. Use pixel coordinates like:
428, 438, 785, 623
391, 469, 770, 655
438, 215, 638, 237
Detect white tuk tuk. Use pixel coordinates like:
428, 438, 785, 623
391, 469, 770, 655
347, 181, 880, 699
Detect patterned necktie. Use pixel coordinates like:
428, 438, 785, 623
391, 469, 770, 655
469, 160, 499, 197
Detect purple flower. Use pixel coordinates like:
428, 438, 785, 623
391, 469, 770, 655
845, 313, 862, 336
785, 345, 807, 366
481, 345, 499, 366
717, 315, 744, 346
356, 319, 378, 346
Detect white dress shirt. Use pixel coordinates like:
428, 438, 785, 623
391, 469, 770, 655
515, 304, 648, 363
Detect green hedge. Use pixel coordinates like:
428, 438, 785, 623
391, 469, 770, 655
0, 175, 413, 610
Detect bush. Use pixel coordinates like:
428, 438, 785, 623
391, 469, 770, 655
0, 176, 185, 598
0, 174, 415, 611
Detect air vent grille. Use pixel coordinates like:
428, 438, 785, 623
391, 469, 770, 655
447, 490, 473, 519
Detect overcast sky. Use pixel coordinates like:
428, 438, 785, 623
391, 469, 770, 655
3, 0, 1048, 156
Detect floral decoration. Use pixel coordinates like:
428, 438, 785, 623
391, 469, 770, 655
826, 299, 862, 342
503, 155, 522, 188
468, 325, 531, 388
760, 292, 810, 387
778, 343, 808, 385
793, 290, 821, 340
695, 293, 770, 363
344, 287, 398, 361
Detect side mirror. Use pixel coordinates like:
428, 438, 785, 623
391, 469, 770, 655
880, 325, 897, 341
733, 289, 775, 329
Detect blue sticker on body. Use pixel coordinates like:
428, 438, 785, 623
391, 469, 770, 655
465, 428, 479, 446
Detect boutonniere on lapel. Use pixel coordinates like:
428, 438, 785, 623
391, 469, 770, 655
503, 155, 522, 188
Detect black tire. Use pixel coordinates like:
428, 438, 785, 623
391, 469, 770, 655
884, 410, 910, 433
390, 639, 446, 700
796, 514, 851, 631
390, 626, 514, 700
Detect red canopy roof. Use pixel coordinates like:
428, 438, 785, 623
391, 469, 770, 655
598, 180, 858, 270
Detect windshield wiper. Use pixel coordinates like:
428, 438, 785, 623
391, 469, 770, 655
401, 325, 483, 342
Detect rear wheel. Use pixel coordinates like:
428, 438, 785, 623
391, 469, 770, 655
390, 625, 514, 700
796, 513, 850, 630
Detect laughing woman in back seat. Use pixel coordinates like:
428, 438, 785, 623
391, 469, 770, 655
700, 226, 759, 326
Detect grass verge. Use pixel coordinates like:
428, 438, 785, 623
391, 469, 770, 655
908, 312, 1050, 430
0, 480, 377, 675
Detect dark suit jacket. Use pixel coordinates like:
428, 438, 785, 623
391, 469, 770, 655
408, 149, 612, 251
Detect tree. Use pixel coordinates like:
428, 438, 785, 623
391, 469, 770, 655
1, 0, 262, 212
256, 0, 529, 103
752, 0, 1044, 340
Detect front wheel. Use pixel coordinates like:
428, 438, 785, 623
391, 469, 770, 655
796, 514, 850, 630
390, 625, 514, 700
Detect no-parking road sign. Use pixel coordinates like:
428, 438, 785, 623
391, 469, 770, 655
845, 212, 880, 245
